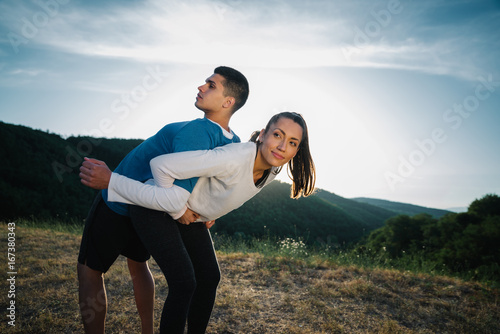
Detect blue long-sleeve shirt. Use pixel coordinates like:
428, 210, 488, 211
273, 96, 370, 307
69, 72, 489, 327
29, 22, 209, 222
102, 117, 240, 216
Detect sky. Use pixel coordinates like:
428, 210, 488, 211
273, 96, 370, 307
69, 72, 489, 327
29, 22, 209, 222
1, 0, 499, 210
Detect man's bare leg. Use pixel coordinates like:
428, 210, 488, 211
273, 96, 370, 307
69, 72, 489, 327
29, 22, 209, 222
77, 262, 107, 334
128, 259, 155, 334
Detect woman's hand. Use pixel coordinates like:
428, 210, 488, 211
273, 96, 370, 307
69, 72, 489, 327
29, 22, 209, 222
177, 208, 200, 225
204, 220, 216, 229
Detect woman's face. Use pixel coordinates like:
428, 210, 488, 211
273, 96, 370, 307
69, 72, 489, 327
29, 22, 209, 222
258, 117, 303, 168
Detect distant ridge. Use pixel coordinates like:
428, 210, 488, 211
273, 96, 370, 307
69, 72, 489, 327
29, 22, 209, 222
351, 197, 452, 219
446, 207, 467, 213
313, 189, 396, 226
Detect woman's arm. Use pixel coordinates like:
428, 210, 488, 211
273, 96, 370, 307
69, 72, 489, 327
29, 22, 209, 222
107, 143, 243, 217
149, 144, 240, 187
107, 173, 191, 219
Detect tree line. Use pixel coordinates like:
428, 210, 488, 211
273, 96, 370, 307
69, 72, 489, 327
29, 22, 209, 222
356, 194, 500, 279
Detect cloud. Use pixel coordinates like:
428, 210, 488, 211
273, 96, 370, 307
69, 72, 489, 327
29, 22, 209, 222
9, 68, 45, 76
1, 0, 498, 81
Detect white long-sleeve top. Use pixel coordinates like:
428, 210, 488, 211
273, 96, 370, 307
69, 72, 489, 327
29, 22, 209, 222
107, 141, 278, 222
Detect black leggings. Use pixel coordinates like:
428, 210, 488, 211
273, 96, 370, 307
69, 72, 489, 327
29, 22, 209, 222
130, 206, 220, 334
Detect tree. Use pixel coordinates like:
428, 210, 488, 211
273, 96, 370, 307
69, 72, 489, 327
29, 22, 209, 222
468, 194, 500, 218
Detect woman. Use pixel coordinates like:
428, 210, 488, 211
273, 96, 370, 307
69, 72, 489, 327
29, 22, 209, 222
107, 111, 315, 222
83, 112, 315, 333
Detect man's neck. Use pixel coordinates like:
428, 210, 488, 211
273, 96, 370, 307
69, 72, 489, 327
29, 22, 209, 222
205, 113, 231, 133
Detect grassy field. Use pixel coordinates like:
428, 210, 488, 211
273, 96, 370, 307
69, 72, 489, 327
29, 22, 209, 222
1, 223, 499, 333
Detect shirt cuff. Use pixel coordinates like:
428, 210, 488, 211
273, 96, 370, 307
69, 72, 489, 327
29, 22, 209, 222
171, 205, 188, 220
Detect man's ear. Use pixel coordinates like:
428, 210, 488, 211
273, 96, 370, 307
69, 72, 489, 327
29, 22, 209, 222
223, 97, 235, 109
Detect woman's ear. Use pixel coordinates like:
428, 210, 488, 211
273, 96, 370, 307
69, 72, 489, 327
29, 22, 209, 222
258, 129, 265, 142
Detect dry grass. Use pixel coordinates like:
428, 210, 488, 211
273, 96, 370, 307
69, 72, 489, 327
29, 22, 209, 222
0, 225, 498, 333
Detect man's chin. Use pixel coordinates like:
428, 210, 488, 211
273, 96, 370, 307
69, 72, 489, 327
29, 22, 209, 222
194, 101, 203, 111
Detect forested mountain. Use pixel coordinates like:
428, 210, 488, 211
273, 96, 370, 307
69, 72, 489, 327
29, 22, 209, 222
352, 197, 451, 218
0, 121, 142, 221
315, 190, 396, 228
215, 181, 389, 245
0, 121, 454, 245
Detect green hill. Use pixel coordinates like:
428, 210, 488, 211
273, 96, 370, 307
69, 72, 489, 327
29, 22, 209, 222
351, 197, 451, 218
315, 189, 396, 228
215, 181, 389, 245
0, 121, 142, 221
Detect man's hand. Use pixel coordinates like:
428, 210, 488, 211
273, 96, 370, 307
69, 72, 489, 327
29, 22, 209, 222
79, 157, 112, 189
177, 208, 200, 225
204, 220, 215, 229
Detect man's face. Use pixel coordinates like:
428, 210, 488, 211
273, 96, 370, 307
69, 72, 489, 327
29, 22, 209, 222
195, 73, 228, 113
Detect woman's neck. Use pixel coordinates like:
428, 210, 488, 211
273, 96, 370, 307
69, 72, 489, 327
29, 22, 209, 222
253, 146, 272, 183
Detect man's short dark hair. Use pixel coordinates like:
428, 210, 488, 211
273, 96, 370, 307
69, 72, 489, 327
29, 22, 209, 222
214, 66, 249, 113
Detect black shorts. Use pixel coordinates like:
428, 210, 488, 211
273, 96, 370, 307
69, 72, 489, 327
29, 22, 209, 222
78, 192, 150, 273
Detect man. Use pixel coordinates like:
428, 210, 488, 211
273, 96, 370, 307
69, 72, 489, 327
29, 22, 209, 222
77, 66, 249, 333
